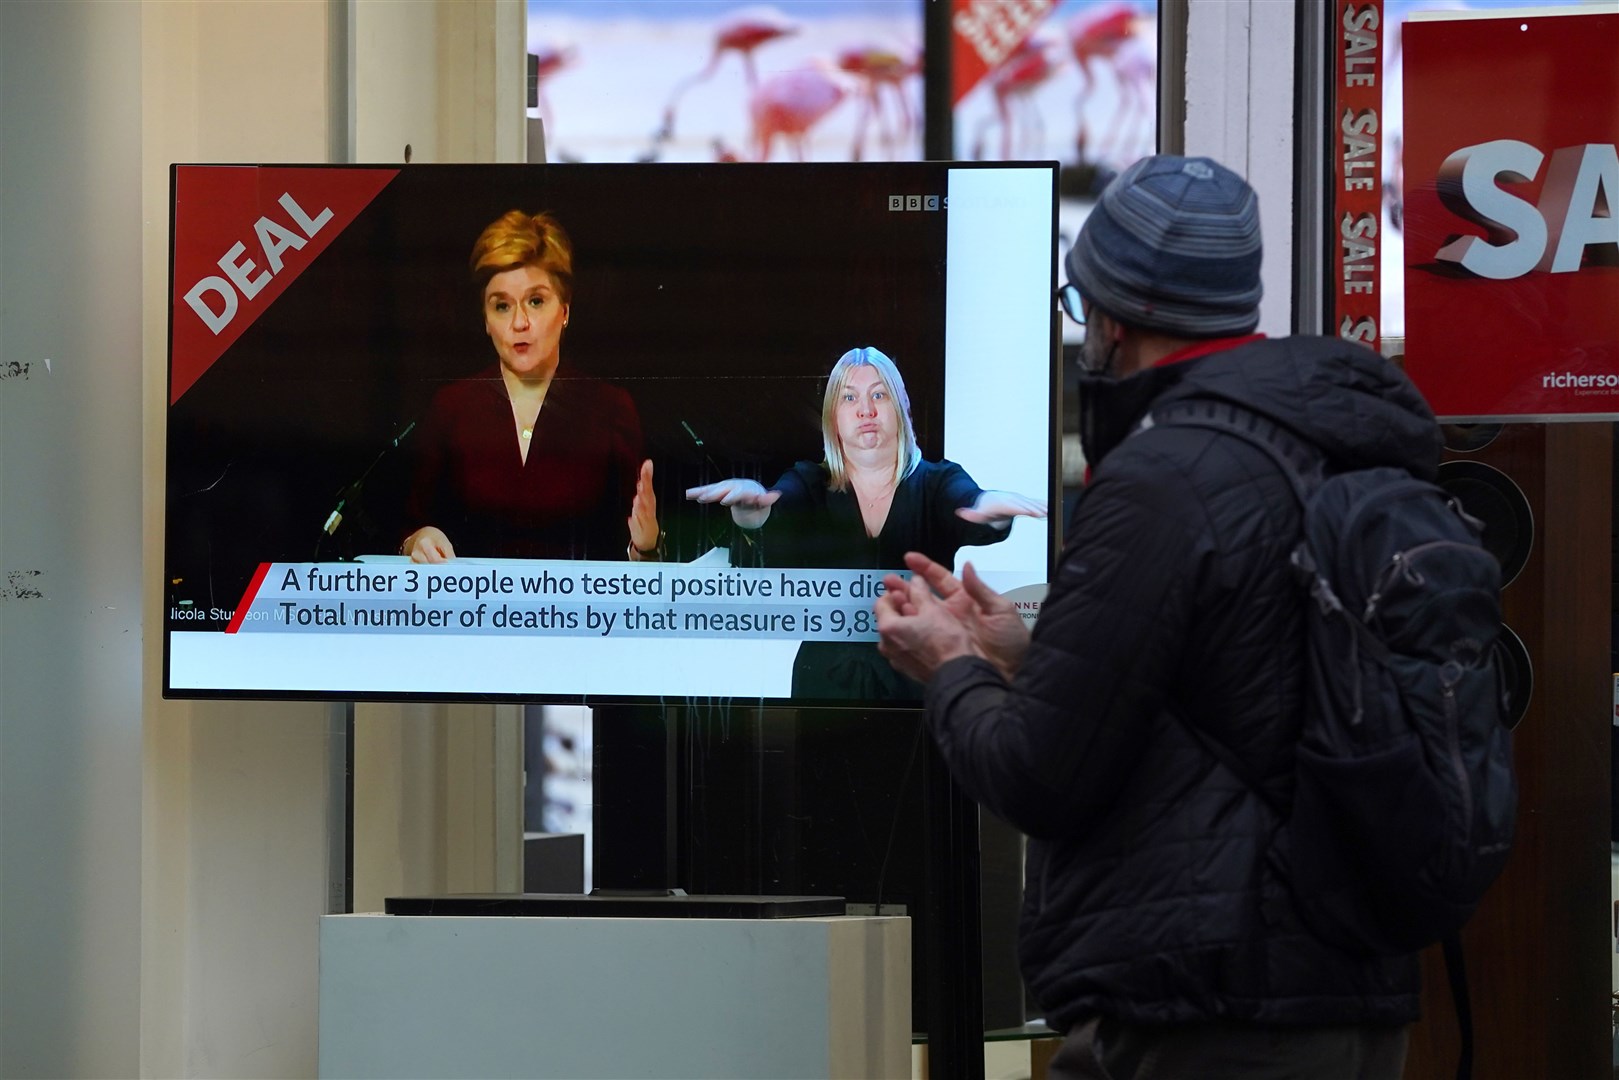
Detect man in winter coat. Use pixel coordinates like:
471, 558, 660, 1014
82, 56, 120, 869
875, 155, 1431, 1079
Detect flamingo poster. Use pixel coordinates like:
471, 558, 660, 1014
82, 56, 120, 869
525, 0, 1156, 172
953, 0, 1156, 170
526, 1, 927, 164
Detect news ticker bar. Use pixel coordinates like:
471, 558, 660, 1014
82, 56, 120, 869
224, 561, 903, 642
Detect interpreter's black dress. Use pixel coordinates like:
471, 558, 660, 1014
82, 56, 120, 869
738, 459, 1011, 701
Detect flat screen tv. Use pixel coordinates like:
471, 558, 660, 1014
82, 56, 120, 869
163, 162, 1059, 705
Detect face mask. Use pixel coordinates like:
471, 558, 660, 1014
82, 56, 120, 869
1084, 336, 1119, 377
1079, 317, 1120, 378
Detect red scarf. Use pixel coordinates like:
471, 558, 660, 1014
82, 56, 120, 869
1153, 332, 1267, 368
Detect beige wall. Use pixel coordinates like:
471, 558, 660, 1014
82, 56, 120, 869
353, 0, 528, 164
139, 4, 344, 1076
351, 702, 524, 916
0, 1, 145, 1074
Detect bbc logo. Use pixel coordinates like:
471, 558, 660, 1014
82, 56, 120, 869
888, 195, 942, 211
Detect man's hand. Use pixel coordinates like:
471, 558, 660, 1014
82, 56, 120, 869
875, 571, 976, 684
881, 553, 1030, 682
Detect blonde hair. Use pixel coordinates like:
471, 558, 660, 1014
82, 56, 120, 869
821, 346, 921, 492
469, 210, 573, 304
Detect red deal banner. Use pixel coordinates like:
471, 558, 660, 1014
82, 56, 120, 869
170, 166, 398, 405
951, 0, 1056, 105
1401, 12, 1619, 420
1333, 0, 1381, 352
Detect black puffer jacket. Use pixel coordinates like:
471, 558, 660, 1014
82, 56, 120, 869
926, 336, 1439, 1032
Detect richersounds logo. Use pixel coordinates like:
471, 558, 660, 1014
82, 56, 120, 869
1542, 371, 1619, 395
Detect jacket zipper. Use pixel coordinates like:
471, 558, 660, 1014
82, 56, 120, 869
1362, 539, 1479, 622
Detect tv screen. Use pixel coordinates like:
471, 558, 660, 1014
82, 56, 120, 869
163, 162, 1058, 704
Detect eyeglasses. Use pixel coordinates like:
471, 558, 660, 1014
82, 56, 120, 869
1057, 282, 1086, 326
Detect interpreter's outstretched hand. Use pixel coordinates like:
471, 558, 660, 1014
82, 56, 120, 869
403, 525, 456, 564
629, 459, 661, 559
956, 490, 1049, 528
879, 554, 1030, 683
684, 477, 782, 530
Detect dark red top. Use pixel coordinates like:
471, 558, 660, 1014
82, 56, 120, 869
405, 366, 643, 560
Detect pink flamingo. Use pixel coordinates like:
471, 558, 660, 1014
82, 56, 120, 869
837, 44, 921, 161
658, 6, 799, 140
749, 63, 850, 163
1066, 2, 1142, 164
1094, 35, 1155, 165
973, 32, 1059, 161
529, 42, 576, 145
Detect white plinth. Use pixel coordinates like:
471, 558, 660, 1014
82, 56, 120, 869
319, 913, 910, 1080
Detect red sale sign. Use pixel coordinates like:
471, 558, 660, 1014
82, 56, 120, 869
169, 166, 397, 404
1402, 12, 1619, 419
1333, 0, 1383, 352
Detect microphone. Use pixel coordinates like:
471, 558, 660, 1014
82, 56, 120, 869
679, 418, 752, 560
318, 420, 417, 553
679, 418, 726, 479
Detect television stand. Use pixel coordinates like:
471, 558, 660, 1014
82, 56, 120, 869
383, 891, 846, 919
322, 907, 909, 1078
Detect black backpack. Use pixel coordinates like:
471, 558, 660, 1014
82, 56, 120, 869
1151, 398, 1518, 955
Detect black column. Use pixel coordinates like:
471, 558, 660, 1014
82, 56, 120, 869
591, 704, 678, 892
923, 0, 954, 162
923, 740, 986, 1080
919, 6, 989, 1076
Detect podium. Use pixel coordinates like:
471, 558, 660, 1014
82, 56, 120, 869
318, 912, 910, 1079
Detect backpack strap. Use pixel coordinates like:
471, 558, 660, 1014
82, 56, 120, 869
1143, 397, 1326, 507
1139, 396, 1326, 812
1443, 933, 1475, 1080
1149, 397, 1387, 690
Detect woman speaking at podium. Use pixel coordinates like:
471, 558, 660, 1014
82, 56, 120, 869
401, 210, 660, 563
686, 346, 1044, 699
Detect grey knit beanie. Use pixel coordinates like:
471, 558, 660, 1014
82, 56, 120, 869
1064, 155, 1263, 338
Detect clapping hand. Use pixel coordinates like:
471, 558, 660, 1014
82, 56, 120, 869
874, 566, 975, 684
685, 477, 782, 529
876, 553, 1030, 683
